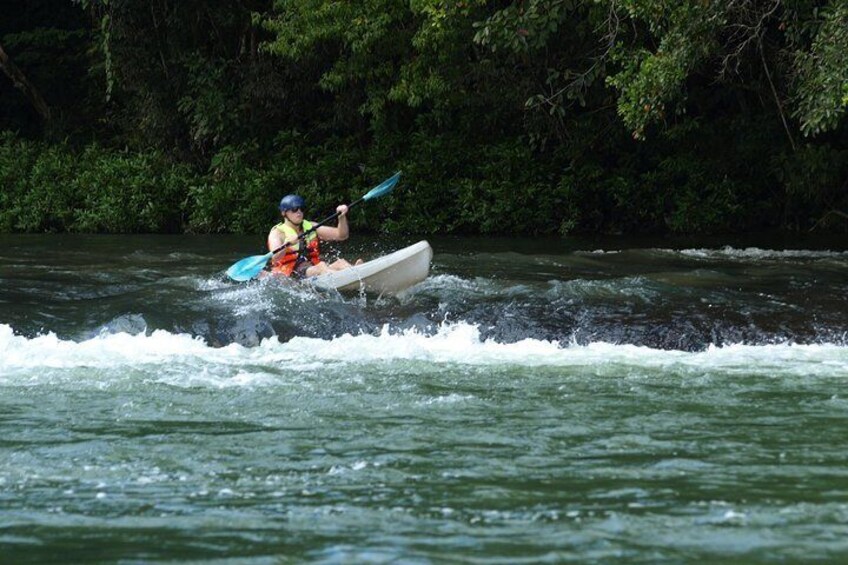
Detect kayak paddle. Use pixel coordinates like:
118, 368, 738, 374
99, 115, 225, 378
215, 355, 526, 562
225, 172, 401, 282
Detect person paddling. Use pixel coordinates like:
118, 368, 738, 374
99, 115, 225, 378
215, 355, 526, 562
225, 172, 399, 283
266, 194, 358, 278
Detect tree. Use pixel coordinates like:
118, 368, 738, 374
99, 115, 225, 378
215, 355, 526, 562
597, 0, 847, 140
793, 1, 848, 136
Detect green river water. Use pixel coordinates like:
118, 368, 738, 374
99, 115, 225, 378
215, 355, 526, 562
1, 233, 847, 563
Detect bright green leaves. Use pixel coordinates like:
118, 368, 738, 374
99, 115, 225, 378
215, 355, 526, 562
260, 0, 495, 118
259, 1, 350, 61
473, 0, 575, 53
259, 0, 413, 123
0, 134, 190, 233
794, 2, 848, 136
604, 0, 848, 139
604, 0, 722, 139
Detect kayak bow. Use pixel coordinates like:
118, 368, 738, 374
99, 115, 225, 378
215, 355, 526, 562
308, 240, 432, 295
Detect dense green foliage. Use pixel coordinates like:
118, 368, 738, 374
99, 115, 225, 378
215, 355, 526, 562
1, 0, 846, 235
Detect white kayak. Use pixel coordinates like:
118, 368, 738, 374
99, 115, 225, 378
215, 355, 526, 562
307, 240, 432, 295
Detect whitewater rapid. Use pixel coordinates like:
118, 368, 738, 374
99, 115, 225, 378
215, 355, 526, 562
3, 322, 847, 388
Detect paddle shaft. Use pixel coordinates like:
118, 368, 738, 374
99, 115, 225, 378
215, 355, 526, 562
269, 194, 368, 257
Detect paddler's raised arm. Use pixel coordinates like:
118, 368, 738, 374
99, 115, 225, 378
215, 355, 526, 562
316, 204, 350, 242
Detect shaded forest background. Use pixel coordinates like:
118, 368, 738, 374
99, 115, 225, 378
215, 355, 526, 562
1, 0, 846, 235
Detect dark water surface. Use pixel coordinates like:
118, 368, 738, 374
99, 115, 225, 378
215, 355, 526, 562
1, 233, 847, 563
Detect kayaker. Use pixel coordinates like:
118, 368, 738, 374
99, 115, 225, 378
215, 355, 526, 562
266, 194, 358, 278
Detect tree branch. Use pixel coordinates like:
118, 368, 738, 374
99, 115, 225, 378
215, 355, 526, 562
809, 209, 848, 232
0, 42, 51, 122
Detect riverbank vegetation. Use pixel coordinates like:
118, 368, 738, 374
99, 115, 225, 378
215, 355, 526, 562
1, 1, 846, 235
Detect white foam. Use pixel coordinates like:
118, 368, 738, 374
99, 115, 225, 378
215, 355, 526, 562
1, 323, 846, 385
676, 246, 848, 261
577, 247, 847, 261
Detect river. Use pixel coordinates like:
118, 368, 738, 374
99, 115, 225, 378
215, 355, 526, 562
1, 233, 847, 562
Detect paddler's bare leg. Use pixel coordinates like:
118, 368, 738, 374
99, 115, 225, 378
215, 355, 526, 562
327, 259, 352, 271
304, 258, 360, 276
305, 262, 331, 276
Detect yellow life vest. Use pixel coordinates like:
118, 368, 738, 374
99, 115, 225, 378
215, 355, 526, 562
268, 220, 321, 276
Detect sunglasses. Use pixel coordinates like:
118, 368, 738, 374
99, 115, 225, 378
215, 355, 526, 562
287, 207, 303, 213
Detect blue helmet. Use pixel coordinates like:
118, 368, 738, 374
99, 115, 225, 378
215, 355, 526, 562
279, 194, 305, 212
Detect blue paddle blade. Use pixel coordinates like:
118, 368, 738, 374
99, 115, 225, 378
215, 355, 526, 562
362, 171, 401, 201
226, 251, 273, 282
